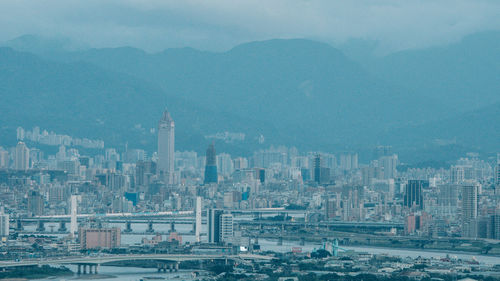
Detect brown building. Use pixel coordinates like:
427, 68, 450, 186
79, 227, 121, 249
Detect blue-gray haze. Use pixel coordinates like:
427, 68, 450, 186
0, 1, 499, 163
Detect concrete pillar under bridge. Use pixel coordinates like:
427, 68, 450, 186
157, 262, 178, 273
77, 264, 98, 275
36, 221, 45, 232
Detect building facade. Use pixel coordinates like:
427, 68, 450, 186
157, 109, 175, 185
79, 227, 121, 249
204, 143, 218, 184
461, 182, 479, 237
404, 180, 425, 210
15, 142, 30, 170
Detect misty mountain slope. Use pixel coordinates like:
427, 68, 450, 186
366, 31, 500, 111
2, 34, 88, 57
0, 47, 280, 152
48, 39, 448, 149
386, 101, 500, 151
1, 35, 498, 155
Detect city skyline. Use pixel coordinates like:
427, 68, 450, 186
0, 1, 499, 280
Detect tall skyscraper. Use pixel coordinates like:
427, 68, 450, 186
462, 182, 479, 237
70, 195, 78, 236
208, 209, 233, 244
404, 180, 424, 209
204, 142, 218, 184
28, 190, 44, 216
379, 154, 398, 179
15, 141, 30, 170
0, 209, 9, 237
157, 109, 175, 185
313, 154, 330, 184
313, 154, 321, 183
195, 196, 202, 243
208, 209, 223, 243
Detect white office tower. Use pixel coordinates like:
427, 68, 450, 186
195, 196, 202, 243
157, 109, 175, 184
208, 209, 233, 244
70, 195, 78, 236
220, 213, 234, 243
15, 142, 30, 170
0, 210, 9, 237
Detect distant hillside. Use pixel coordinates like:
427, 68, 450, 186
2, 34, 88, 56
385, 102, 500, 163
365, 31, 500, 111
389, 102, 500, 150
50, 39, 448, 149
1, 34, 499, 160
0, 47, 278, 154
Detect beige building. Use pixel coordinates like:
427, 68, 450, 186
79, 227, 121, 249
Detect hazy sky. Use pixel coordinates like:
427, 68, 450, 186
0, 0, 499, 53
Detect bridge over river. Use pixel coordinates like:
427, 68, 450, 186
0, 253, 273, 274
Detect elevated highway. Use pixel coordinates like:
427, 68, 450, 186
0, 253, 273, 273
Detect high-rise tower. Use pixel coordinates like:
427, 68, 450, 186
195, 196, 202, 243
404, 180, 424, 210
462, 182, 479, 237
70, 195, 78, 236
157, 109, 175, 185
15, 142, 29, 171
208, 208, 233, 244
204, 142, 218, 184
313, 154, 321, 184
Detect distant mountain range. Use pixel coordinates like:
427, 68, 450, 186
1, 33, 498, 162
363, 32, 500, 112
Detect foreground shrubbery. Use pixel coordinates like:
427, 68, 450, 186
0, 265, 72, 279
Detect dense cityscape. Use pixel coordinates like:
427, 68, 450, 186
1, 1, 500, 280
0, 109, 498, 280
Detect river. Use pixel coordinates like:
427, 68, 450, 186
26, 221, 500, 280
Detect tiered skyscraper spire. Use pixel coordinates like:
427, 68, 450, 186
157, 108, 175, 185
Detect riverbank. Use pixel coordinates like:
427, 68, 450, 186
250, 231, 500, 256
73, 274, 116, 279
0, 265, 72, 280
